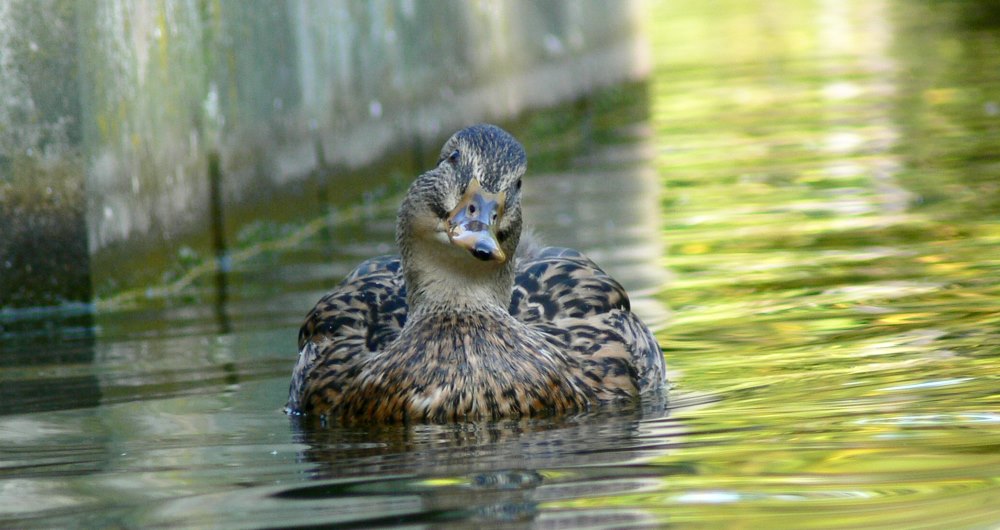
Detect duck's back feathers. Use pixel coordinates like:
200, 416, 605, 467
510, 247, 630, 321
297, 255, 406, 352
510, 247, 665, 396
288, 256, 405, 413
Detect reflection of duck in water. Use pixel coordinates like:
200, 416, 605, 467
286, 124, 666, 423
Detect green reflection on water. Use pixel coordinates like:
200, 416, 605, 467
636, 0, 1000, 526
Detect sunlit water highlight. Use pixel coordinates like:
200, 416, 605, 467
3, 0, 1000, 528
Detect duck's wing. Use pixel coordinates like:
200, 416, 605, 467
287, 255, 407, 414
510, 247, 630, 321
510, 247, 666, 395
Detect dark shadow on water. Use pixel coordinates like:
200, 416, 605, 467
950, 0, 1000, 29
208, 150, 232, 335
0, 307, 100, 414
275, 395, 684, 526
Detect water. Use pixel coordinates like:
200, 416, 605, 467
3, 0, 1000, 527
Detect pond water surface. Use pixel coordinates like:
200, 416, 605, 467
3, 0, 1000, 528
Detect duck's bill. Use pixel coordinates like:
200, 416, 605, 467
447, 178, 506, 263
449, 225, 505, 262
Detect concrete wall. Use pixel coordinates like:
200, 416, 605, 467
0, 1, 90, 307
0, 0, 649, 308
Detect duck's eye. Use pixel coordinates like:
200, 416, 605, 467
468, 204, 476, 215
514, 178, 522, 192
438, 149, 460, 166
491, 211, 498, 222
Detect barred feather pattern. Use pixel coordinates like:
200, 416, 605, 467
287, 248, 665, 422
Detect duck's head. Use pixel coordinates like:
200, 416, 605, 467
397, 124, 526, 313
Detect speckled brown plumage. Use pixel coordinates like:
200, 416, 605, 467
286, 124, 666, 423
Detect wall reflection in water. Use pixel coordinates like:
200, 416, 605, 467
0, 309, 99, 415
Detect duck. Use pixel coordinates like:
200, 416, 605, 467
286, 124, 666, 423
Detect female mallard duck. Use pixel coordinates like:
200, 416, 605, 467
287, 124, 665, 423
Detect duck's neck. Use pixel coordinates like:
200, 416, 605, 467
403, 250, 515, 319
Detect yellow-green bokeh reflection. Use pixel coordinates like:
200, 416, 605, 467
635, 0, 1000, 526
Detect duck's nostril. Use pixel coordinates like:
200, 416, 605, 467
471, 247, 493, 261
